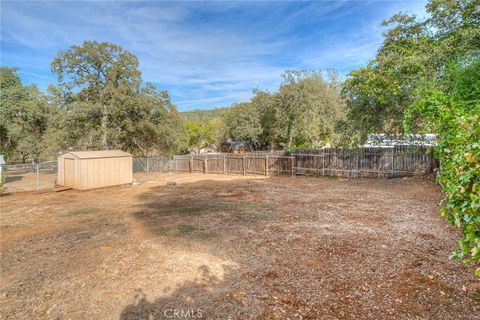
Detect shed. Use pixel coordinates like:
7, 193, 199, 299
57, 150, 133, 190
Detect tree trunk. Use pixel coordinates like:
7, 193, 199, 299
287, 124, 295, 149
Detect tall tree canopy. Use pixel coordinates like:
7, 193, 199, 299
341, 0, 479, 144
50, 41, 187, 155
0, 67, 50, 162
51, 41, 142, 150
224, 70, 345, 150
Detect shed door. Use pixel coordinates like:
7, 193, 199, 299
64, 159, 74, 186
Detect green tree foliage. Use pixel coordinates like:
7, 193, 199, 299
225, 103, 263, 146
0, 67, 51, 162
50, 41, 187, 155
185, 120, 216, 153
181, 107, 229, 123
341, 0, 479, 143
276, 70, 345, 149
404, 59, 480, 275
227, 70, 345, 149
51, 41, 142, 150
122, 84, 187, 156
208, 117, 228, 149
343, 0, 479, 275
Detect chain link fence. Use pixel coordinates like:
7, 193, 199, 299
132, 156, 172, 173
1, 161, 57, 193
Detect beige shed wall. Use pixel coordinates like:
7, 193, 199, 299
58, 152, 132, 190
77, 156, 132, 190
57, 157, 64, 185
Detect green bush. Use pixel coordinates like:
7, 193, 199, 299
405, 60, 480, 276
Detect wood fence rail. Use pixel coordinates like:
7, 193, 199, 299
134, 146, 437, 178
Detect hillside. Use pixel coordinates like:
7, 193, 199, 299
181, 107, 230, 123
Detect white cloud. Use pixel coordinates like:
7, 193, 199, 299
1, 0, 428, 110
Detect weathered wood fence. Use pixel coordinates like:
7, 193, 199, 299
134, 146, 437, 178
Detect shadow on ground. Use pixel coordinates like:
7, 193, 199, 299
119, 265, 252, 320
131, 178, 275, 240
119, 176, 479, 319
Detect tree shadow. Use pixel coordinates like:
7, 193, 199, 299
119, 265, 250, 320
119, 175, 479, 320
131, 177, 276, 240
5, 174, 23, 182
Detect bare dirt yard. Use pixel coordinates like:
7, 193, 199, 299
0, 173, 478, 319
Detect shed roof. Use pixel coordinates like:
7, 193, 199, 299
60, 150, 132, 159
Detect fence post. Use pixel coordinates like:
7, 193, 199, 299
204, 155, 208, 174
390, 148, 395, 178
355, 149, 360, 178
242, 156, 246, 176
265, 155, 268, 176
189, 155, 193, 173
223, 154, 226, 174
291, 156, 295, 176
322, 153, 325, 177
146, 157, 149, 174
36, 163, 40, 190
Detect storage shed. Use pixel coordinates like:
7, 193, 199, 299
57, 150, 133, 190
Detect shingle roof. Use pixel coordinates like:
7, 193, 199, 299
60, 150, 132, 159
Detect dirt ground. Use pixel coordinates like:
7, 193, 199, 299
0, 173, 478, 319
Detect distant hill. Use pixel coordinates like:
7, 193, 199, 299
181, 107, 230, 123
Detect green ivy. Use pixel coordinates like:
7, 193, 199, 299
404, 60, 480, 276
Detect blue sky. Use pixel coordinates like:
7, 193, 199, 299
1, 1, 427, 111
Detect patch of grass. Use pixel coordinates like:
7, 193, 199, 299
156, 200, 236, 216
224, 211, 274, 224
158, 224, 219, 240
178, 224, 196, 235
195, 230, 219, 240
242, 201, 270, 209
66, 207, 98, 216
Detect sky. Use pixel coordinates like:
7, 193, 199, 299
1, 0, 428, 111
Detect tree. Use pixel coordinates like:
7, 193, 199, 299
50, 41, 187, 155
341, 0, 479, 143
251, 89, 280, 149
208, 117, 228, 149
0, 67, 50, 162
225, 103, 263, 146
185, 121, 216, 153
275, 70, 345, 149
123, 84, 187, 156
51, 41, 142, 150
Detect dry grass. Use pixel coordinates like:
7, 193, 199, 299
0, 173, 478, 319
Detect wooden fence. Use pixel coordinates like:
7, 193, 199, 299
136, 146, 436, 178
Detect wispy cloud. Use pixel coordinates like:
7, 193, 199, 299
1, 0, 427, 110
